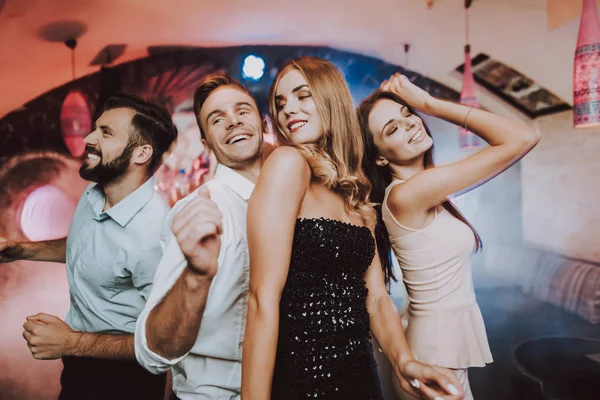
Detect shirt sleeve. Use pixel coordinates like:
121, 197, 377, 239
134, 182, 230, 374
131, 244, 163, 302
134, 237, 189, 374
159, 205, 178, 254
131, 196, 175, 301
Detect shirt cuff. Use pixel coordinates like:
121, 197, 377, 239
134, 305, 189, 374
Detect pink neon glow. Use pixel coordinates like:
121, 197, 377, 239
19, 185, 76, 241
60, 91, 92, 157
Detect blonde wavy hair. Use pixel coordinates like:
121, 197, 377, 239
268, 57, 375, 226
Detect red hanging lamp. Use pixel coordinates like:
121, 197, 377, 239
60, 38, 92, 157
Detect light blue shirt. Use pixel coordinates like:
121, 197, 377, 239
65, 177, 170, 334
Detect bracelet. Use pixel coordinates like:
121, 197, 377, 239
463, 108, 475, 130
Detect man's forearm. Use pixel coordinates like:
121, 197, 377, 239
22, 238, 67, 263
146, 267, 213, 360
69, 332, 135, 360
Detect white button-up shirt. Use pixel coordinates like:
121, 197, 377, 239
135, 165, 254, 400
65, 177, 169, 334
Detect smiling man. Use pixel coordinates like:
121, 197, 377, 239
0, 94, 177, 400
135, 73, 264, 400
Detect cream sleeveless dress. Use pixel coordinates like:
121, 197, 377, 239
382, 180, 492, 398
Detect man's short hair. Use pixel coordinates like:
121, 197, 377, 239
102, 94, 178, 172
193, 73, 256, 139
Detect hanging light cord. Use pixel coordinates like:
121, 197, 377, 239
465, 6, 470, 47
71, 48, 76, 80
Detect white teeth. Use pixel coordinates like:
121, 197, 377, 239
409, 130, 423, 144
290, 121, 307, 130
227, 134, 250, 144
87, 154, 100, 160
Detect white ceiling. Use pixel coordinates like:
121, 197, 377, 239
0, 0, 585, 119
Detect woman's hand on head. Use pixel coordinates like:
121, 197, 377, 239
380, 73, 435, 114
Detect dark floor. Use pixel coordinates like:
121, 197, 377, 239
470, 269, 600, 400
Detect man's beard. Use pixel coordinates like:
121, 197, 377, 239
79, 143, 135, 184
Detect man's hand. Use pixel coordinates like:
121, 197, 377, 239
22, 313, 78, 360
172, 186, 222, 278
397, 359, 464, 400
0, 238, 25, 263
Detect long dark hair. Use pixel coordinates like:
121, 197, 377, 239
357, 90, 482, 278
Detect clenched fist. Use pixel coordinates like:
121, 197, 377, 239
172, 186, 222, 278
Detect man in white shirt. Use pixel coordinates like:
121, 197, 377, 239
135, 74, 263, 399
0, 94, 178, 399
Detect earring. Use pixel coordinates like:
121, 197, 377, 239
376, 158, 388, 167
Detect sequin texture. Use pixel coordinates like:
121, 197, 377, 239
271, 218, 383, 400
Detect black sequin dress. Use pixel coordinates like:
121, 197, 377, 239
271, 218, 383, 400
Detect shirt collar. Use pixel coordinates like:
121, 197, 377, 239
86, 177, 156, 227
213, 164, 255, 201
